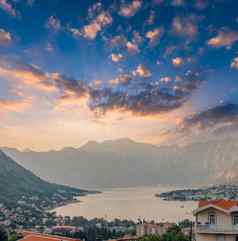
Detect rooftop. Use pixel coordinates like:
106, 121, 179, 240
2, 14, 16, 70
198, 200, 238, 210
20, 232, 80, 241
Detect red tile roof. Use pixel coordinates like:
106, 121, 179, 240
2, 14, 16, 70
198, 200, 238, 210
20, 232, 79, 241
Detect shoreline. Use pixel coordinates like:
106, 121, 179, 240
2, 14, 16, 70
47, 190, 101, 213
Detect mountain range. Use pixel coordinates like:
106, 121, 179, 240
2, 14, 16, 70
0, 150, 87, 206
3, 137, 238, 188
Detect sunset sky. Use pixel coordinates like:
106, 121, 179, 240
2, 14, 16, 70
0, 0, 238, 150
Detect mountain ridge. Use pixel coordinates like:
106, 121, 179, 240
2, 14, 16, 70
0, 150, 87, 207
3, 137, 238, 188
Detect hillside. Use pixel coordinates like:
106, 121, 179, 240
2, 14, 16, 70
4, 138, 238, 188
0, 150, 88, 207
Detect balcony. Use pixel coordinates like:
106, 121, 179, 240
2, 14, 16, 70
196, 224, 238, 234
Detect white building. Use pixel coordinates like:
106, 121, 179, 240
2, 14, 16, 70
136, 222, 174, 237
193, 200, 238, 241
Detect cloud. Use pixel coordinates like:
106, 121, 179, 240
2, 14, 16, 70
126, 41, 140, 54
231, 57, 238, 69
133, 64, 151, 78
111, 53, 123, 62
183, 103, 238, 129
119, 0, 142, 18
207, 29, 238, 48
109, 35, 128, 48
109, 74, 132, 86
0, 29, 12, 45
160, 76, 172, 83
172, 16, 198, 39
0, 58, 88, 100
146, 28, 163, 46
172, 57, 183, 67
82, 11, 112, 39
88, 69, 203, 115
69, 28, 82, 38
0, 98, 32, 113
46, 16, 61, 31
0, 0, 17, 16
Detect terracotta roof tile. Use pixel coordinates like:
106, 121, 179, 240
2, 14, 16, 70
198, 200, 238, 210
20, 233, 79, 241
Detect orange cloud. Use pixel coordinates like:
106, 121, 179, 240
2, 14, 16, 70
146, 28, 163, 46
55, 90, 89, 111
111, 53, 123, 62
83, 11, 112, 39
133, 64, 152, 78
172, 57, 183, 67
0, 98, 32, 113
208, 29, 238, 48
0, 66, 57, 92
119, 0, 142, 18
126, 41, 140, 54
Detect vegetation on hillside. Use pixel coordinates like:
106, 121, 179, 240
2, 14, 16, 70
0, 150, 88, 207
139, 225, 189, 241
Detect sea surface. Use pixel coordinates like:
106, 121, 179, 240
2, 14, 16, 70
54, 186, 197, 223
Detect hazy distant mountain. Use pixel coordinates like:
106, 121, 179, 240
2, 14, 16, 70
3, 138, 238, 188
0, 150, 86, 206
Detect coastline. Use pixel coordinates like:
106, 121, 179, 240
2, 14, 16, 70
51, 186, 196, 222
47, 190, 101, 213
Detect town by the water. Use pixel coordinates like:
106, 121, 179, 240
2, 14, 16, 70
2, 185, 238, 241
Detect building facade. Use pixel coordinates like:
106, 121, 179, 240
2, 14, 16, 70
136, 222, 174, 237
193, 200, 238, 241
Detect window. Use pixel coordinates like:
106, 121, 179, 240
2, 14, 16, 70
208, 213, 216, 225
233, 215, 238, 225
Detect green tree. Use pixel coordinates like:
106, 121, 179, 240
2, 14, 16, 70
0, 226, 8, 241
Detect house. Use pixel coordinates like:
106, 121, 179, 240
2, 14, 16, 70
50, 226, 83, 237
193, 200, 238, 241
19, 231, 81, 241
136, 221, 174, 237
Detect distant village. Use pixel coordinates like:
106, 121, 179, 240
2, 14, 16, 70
158, 185, 238, 201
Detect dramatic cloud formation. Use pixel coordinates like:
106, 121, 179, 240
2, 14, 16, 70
0, 0, 16, 16
88, 69, 203, 115
183, 103, 238, 129
0, 29, 11, 44
0, 59, 88, 100
208, 29, 238, 48
0, 0, 237, 149
119, 0, 142, 18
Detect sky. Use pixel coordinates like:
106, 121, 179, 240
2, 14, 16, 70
0, 0, 238, 150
